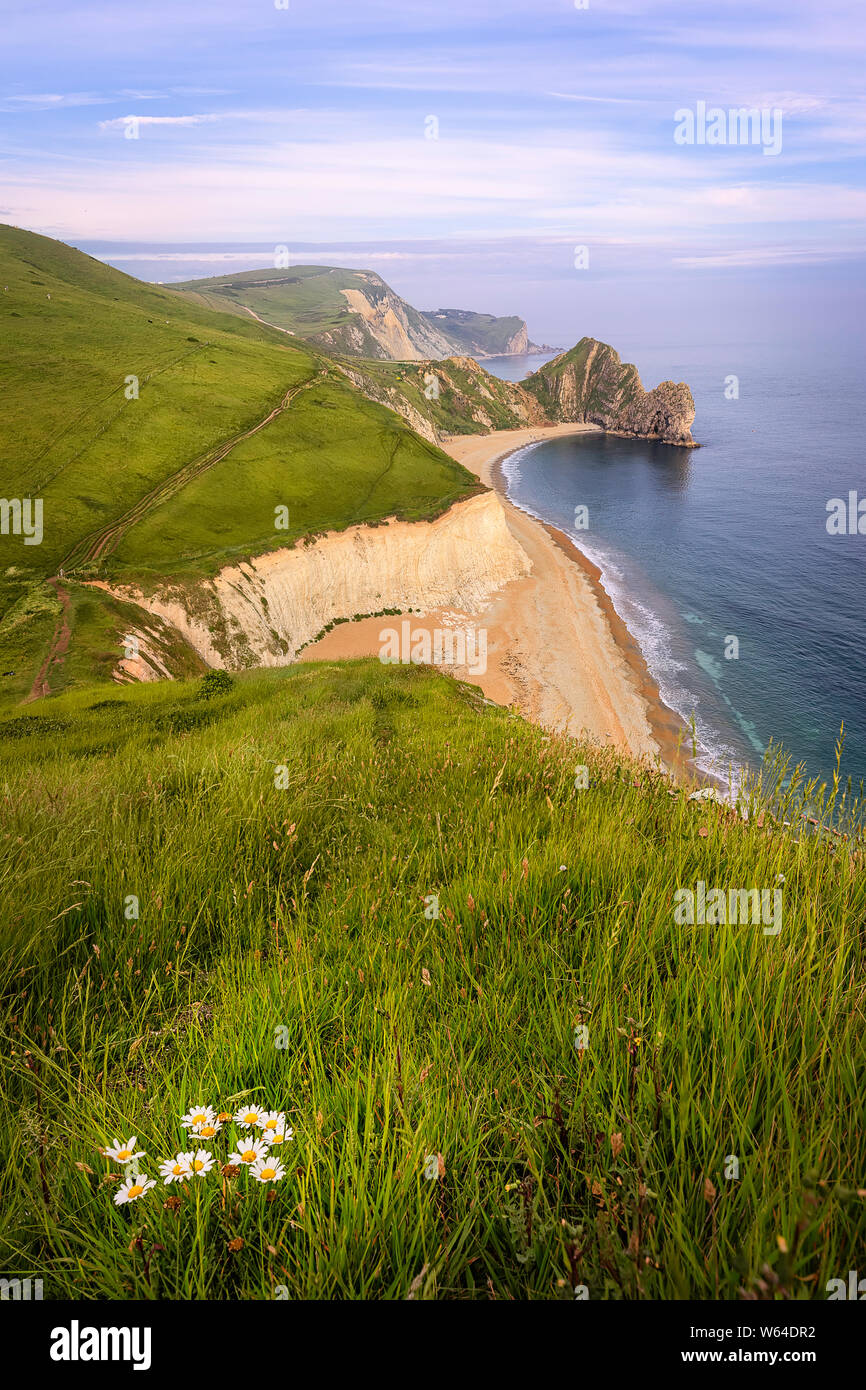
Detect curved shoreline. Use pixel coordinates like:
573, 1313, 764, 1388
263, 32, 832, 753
304, 420, 699, 774
486, 439, 697, 779
440, 422, 703, 776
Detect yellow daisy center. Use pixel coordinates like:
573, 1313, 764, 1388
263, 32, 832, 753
265, 1119, 277, 1129
128, 1184, 143, 1198
261, 1167, 276, 1180
172, 1164, 183, 1175
244, 1113, 257, 1124
193, 1159, 204, 1171
271, 1134, 283, 1144
193, 1113, 206, 1124
242, 1149, 256, 1162
117, 1150, 130, 1160
200, 1125, 215, 1137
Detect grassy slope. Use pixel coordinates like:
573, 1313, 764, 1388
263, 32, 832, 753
173, 267, 533, 361
0, 660, 863, 1299
110, 377, 480, 580
0, 228, 478, 701
342, 357, 538, 435
171, 265, 401, 352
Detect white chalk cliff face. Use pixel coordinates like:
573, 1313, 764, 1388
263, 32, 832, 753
339, 287, 455, 361
101, 492, 530, 671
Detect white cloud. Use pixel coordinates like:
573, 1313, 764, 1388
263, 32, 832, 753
98, 113, 221, 130
0, 91, 114, 112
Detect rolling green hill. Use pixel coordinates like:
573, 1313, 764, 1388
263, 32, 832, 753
0, 226, 480, 703
172, 264, 541, 361
0, 226, 695, 711
172, 264, 459, 359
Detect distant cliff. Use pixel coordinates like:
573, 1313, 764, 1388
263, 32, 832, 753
525, 338, 697, 446
171, 264, 545, 363
419, 308, 545, 357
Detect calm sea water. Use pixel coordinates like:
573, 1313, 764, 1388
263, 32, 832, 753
474, 351, 559, 381
484, 340, 866, 787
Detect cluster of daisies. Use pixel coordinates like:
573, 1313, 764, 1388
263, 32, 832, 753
104, 1103, 294, 1206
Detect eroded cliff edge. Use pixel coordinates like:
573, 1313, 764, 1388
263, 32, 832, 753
92, 491, 531, 671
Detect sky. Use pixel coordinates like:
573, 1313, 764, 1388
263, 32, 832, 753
2, 0, 865, 346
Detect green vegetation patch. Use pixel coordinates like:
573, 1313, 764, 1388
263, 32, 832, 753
0, 661, 863, 1298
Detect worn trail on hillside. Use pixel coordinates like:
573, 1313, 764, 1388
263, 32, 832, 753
60, 371, 323, 571
25, 578, 71, 703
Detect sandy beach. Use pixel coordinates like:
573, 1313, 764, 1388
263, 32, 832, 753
302, 422, 689, 768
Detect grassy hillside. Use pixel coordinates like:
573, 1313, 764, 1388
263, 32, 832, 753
0, 660, 863, 1299
340, 356, 544, 437
171, 264, 443, 358
173, 266, 537, 362
107, 376, 479, 582
0, 227, 479, 701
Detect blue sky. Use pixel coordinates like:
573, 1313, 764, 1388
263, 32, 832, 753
2, 0, 865, 344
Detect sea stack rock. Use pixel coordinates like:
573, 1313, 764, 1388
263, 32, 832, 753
524, 337, 698, 446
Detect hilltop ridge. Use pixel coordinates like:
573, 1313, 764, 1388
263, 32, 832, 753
172, 263, 544, 362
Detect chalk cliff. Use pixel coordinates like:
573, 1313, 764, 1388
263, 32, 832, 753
95, 492, 531, 671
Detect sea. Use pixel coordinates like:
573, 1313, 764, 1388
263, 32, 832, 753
480, 343, 866, 790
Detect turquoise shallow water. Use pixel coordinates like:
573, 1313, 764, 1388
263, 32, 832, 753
483, 341, 866, 787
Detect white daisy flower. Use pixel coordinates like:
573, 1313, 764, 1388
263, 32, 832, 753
158, 1154, 193, 1184
114, 1174, 155, 1205
192, 1117, 222, 1142
234, 1104, 266, 1129
187, 1148, 216, 1177
250, 1156, 286, 1184
229, 1137, 269, 1166
104, 1137, 145, 1165
256, 1110, 285, 1134
262, 1119, 294, 1148
181, 1105, 216, 1131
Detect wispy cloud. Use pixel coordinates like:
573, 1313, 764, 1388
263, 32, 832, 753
98, 113, 221, 130
2, 0, 864, 282
0, 91, 114, 112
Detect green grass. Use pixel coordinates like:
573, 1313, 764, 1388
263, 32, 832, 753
342, 356, 537, 436
109, 378, 482, 580
171, 264, 411, 358
172, 264, 372, 338
0, 226, 479, 691
1, 661, 863, 1299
